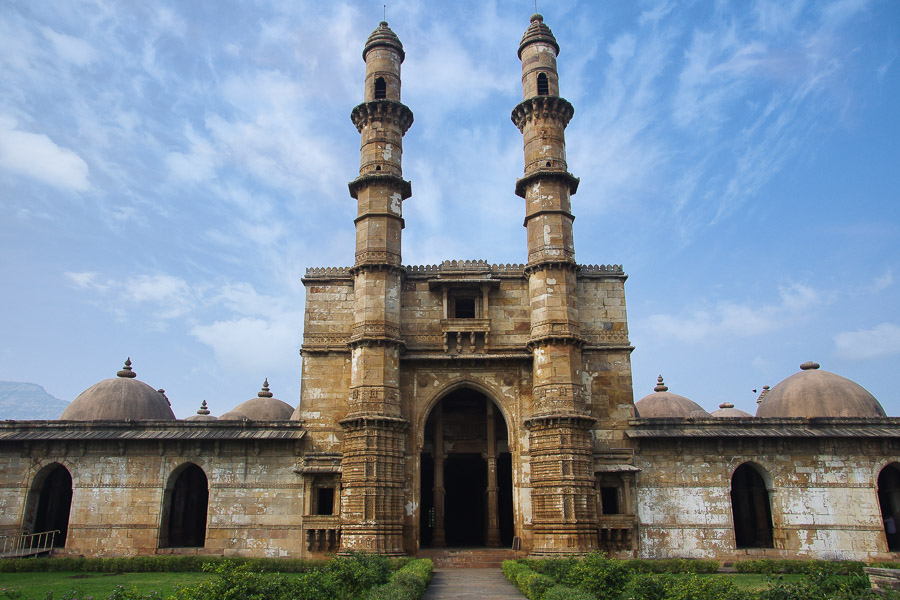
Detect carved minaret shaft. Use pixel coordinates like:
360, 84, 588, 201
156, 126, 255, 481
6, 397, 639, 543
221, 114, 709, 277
512, 14, 598, 555
340, 21, 413, 555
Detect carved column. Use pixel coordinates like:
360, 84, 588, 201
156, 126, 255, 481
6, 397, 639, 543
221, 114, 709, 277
485, 402, 501, 547
432, 405, 446, 547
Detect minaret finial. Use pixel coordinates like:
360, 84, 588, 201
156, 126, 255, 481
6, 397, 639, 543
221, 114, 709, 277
384, 4, 386, 21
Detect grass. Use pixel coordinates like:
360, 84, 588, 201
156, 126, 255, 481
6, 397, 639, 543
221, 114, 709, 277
0, 572, 213, 599
716, 573, 807, 591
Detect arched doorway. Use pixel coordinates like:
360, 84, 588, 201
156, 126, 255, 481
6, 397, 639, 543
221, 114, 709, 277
731, 463, 774, 548
24, 463, 73, 547
878, 464, 900, 551
159, 463, 208, 548
420, 388, 514, 548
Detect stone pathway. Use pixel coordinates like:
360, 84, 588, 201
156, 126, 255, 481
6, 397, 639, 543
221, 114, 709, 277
422, 568, 526, 599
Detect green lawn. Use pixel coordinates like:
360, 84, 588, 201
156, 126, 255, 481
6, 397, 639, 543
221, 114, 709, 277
0, 572, 213, 599
710, 573, 807, 591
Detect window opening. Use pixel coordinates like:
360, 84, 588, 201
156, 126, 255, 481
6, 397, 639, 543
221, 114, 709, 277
316, 487, 335, 516
453, 297, 476, 319
600, 487, 620, 515
537, 73, 549, 96
374, 77, 386, 99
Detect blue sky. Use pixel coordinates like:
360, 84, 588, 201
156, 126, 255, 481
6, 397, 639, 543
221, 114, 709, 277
1, 0, 898, 419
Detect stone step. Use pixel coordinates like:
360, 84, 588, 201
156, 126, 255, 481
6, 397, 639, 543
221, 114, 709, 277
417, 548, 525, 568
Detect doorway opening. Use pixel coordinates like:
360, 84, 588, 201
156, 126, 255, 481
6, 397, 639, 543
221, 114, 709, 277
731, 463, 774, 548
878, 464, 900, 551
160, 463, 208, 548
420, 387, 514, 548
24, 463, 73, 547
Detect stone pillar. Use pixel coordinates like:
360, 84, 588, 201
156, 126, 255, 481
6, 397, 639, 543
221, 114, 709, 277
513, 14, 598, 555
432, 405, 446, 547
485, 402, 501, 547
340, 21, 413, 556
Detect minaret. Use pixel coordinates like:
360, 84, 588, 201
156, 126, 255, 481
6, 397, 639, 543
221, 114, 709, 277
339, 21, 413, 555
512, 14, 599, 554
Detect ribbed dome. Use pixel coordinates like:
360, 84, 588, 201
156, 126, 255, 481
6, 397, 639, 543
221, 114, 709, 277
518, 13, 559, 58
185, 400, 217, 422
219, 379, 294, 421
634, 375, 710, 418
60, 358, 176, 421
363, 21, 404, 61
711, 402, 752, 418
756, 361, 885, 418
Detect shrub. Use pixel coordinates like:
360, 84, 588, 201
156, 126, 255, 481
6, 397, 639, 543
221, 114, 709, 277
0, 555, 329, 574
626, 559, 720, 574
562, 553, 631, 598
542, 584, 597, 600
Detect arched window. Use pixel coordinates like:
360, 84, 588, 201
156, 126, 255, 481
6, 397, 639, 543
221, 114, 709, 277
878, 464, 900, 551
731, 463, 774, 548
374, 77, 386, 99
24, 463, 73, 548
537, 73, 549, 96
160, 463, 208, 548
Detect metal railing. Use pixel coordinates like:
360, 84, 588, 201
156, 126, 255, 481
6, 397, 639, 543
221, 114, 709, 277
0, 530, 59, 558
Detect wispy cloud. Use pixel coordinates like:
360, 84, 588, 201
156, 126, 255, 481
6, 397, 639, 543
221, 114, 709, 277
834, 322, 900, 360
640, 282, 825, 344
0, 116, 90, 191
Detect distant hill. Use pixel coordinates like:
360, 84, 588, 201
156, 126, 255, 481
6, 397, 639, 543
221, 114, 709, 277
0, 381, 69, 420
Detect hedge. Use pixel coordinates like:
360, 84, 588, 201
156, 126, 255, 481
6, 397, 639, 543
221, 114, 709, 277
732, 559, 865, 576
0, 555, 328, 573
502, 559, 598, 600
362, 558, 433, 600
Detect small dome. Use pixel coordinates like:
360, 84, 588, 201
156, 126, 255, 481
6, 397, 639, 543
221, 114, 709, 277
185, 400, 217, 422
363, 21, 404, 62
219, 379, 293, 421
756, 361, 886, 418
711, 402, 752, 418
61, 358, 176, 421
518, 13, 560, 59
634, 375, 710, 418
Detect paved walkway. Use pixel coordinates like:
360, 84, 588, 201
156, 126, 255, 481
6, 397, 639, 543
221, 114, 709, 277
423, 568, 526, 599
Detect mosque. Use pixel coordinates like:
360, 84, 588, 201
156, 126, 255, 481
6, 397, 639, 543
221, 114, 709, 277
1, 15, 899, 562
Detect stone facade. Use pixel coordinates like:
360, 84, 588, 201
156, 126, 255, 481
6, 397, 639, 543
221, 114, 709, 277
0, 14, 898, 563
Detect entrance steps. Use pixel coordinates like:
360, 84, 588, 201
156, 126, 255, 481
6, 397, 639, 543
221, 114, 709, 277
417, 547, 525, 568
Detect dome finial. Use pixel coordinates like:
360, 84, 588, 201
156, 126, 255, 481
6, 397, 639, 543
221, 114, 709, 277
800, 361, 820, 371
117, 357, 136, 378
719, 402, 735, 409
654, 375, 668, 392
258, 378, 273, 398
197, 400, 211, 416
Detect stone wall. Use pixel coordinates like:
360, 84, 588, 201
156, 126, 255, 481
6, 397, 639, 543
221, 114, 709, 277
0, 438, 304, 557
633, 434, 896, 561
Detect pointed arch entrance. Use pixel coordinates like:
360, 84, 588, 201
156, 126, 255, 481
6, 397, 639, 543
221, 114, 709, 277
420, 387, 514, 548
877, 463, 900, 551
731, 463, 774, 549
159, 463, 208, 548
24, 463, 73, 547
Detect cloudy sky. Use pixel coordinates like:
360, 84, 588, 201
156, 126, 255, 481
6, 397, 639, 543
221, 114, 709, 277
1, 0, 898, 419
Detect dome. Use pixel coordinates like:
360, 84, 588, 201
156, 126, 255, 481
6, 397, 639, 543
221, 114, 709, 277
711, 402, 752, 418
634, 375, 710, 418
219, 379, 294, 421
518, 13, 560, 59
185, 400, 217, 422
756, 361, 885, 418
363, 21, 404, 61
60, 358, 176, 421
